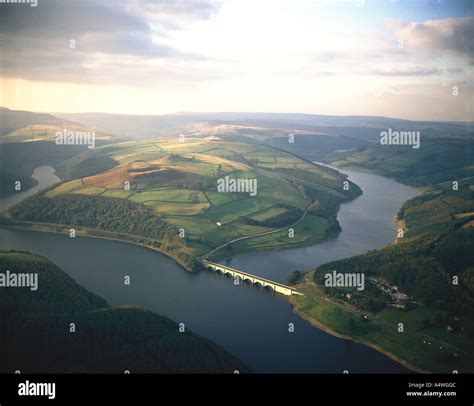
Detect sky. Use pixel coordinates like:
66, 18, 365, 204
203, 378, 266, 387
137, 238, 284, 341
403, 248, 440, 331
0, 0, 473, 121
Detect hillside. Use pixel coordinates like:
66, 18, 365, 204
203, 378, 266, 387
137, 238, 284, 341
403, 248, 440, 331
0, 251, 249, 373
56, 111, 474, 161
290, 135, 474, 373
0, 107, 59, 138
0, 108, 123, 198
330, 133, 474, 188
0, 107, 120, 143
4, 138, 361, 266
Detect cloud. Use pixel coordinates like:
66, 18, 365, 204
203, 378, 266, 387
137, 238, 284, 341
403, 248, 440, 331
366, 67, 443, 76
135, 0, 220, 26
0, 0, 220, 83
385, 16, 474, 59
305, 17, 473, 79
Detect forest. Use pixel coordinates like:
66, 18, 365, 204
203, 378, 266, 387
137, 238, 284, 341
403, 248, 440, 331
8, 194, 178, 242
0, 251, 249, 373
313, 184, 474, 318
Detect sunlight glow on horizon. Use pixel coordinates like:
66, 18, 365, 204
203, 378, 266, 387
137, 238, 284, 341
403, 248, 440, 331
1, 0, 472, 120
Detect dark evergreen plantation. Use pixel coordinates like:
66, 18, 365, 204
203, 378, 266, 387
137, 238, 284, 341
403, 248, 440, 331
0, 251, 249, 373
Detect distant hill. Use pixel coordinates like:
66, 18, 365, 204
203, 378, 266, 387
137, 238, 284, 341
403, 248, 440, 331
56, 111, 200, 138
56, 111, 473, 160
0, 107, 60, 137
56, 111, 473, 136
0, 107, 121, 143
331, 133, 474, 188
0, 251, 249, 373
0, 108, 123, 198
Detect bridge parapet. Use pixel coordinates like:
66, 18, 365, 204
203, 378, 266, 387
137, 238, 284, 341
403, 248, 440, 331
202, 260, 303, 296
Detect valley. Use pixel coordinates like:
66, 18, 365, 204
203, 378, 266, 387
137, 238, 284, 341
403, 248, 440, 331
289, 139, 474, 373
0, 107, 472, 374
0, 251, 248, 373
3, 136, 361, 269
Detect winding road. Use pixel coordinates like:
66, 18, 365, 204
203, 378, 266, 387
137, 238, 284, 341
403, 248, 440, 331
202, 209, 308, 259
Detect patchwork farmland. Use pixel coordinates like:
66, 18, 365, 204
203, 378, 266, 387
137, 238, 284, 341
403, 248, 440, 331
16, 138, 361, 261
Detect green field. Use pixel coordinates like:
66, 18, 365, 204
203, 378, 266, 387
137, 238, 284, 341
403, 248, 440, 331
212, 214, 334, 259
9, 138, 361, 261
292, 134, 474, 373
143, 200, 210, 215
102, 189, 135, 198
293, 282, 473, 373
130, 188, 207, 204
249, 206, 288, 221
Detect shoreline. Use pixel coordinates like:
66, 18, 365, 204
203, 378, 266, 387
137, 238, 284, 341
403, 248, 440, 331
207, 225, 342, 262
330, 163, 427, 194
0, 222, 196, 273
288, 296, 429, 374
1, 165, 424, 374
0, 219, 341, 275
1, 221, 431, 374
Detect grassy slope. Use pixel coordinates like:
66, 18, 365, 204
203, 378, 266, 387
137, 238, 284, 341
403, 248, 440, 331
290, 135, 474, 373
0, 107, 123, 198
330, 135, 474, 189
0, 251, 249, 373
5, 138, 361, 263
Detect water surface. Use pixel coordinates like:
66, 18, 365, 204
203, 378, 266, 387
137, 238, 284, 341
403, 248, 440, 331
0, 165, 60, 213
0, 166, 418, 373
225, 168, 419, 282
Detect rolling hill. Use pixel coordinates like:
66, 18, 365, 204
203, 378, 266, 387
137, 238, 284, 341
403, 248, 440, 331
4, 138, 361, 268
290, 133, 474, 373
0, 108, 124, 197
0, 250, 249, 373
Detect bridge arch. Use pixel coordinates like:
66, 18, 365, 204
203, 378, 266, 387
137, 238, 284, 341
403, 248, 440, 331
263, 284, 275, 292
242, 275, 254, 284
201, 260, 302, 297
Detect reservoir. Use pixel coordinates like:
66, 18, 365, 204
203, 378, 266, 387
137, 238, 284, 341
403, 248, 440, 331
0, 165, 60, 213
0, 165, 418, 373
225, 167, 420, 282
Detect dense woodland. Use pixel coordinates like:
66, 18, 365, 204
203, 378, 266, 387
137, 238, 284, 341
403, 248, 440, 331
0, 251, 249, 373
313, 184, 474, 322
8, 194, 177, 241
6, 194, 199, 269
0, 142, 88, 197
332, 136, 474, 188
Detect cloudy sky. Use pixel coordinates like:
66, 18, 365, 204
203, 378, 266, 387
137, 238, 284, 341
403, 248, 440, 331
0, 0, 472, 120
